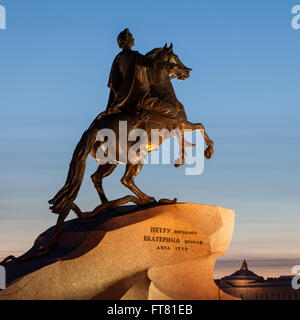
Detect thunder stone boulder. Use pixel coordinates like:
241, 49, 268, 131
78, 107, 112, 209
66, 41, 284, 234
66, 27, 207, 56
0, 203, 237, 300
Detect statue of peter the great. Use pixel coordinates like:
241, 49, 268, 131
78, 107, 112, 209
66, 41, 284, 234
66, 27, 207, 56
98, 28, 184, 121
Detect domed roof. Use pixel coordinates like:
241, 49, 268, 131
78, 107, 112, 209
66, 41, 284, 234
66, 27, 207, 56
221, 260, 264, 281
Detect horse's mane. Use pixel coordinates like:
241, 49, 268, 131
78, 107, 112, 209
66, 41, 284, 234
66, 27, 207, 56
146, 47, 163, 58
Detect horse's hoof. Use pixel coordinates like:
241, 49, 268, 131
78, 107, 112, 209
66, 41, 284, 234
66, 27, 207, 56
174, 158, 184, 168
140, 197, 156, 205
147, 197, 157, 203
204, 147, 213, 159
159, 198, 178, 204
174, 163, 182, 168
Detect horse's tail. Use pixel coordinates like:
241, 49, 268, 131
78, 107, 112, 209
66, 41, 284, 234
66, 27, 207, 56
48, 127, 98, 214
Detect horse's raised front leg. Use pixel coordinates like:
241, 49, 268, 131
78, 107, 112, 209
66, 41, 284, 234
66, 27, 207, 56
173, 125, 196, 168
173, 126, 186, 168
184, 121, 214, 159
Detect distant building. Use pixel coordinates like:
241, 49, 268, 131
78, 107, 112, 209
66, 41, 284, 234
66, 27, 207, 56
216, 259, 300, 300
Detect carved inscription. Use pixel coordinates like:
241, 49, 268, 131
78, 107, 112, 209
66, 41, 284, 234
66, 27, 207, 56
144, 226, 204, 252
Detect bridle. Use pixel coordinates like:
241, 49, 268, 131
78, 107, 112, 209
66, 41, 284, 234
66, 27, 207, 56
148, 74, 177, 87
148, 51, 183, 86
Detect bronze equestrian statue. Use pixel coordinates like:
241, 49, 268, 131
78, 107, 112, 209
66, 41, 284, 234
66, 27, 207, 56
0, 29, 214, 265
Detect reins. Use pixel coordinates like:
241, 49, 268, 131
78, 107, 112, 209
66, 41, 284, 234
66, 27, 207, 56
149, 74, 177, 87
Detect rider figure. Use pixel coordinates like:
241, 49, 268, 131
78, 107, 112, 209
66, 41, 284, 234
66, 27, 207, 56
105, 28, 180, 118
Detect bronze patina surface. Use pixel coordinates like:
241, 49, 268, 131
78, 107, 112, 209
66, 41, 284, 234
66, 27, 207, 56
1, 29, 214, 264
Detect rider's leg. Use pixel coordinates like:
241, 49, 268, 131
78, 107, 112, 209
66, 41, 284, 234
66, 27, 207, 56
143, 96, 178, 118
121, 164, 155, 203
91, 163, 117, 204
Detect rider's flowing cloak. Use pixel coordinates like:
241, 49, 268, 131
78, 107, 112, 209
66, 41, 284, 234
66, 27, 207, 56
106, 50, 156, 112
106, 52, 134, 111
89, 50, 161, 129
89, 50, 155, 128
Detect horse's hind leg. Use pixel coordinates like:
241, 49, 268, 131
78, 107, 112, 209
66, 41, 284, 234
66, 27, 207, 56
91, 163, 117, 204
121, 164, 156, 203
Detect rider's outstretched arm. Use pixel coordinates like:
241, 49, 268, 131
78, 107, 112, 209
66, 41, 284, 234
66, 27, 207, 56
134, 51, 176, 70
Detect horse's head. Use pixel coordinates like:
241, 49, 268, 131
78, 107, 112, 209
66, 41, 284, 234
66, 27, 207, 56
157, 43, 192, 81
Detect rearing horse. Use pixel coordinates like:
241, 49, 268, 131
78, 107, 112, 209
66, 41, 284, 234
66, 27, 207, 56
47, 43, 214, 245
0, 44, 214, 264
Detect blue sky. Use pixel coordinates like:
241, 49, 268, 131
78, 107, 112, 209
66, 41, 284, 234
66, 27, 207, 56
0, 1, 299, 277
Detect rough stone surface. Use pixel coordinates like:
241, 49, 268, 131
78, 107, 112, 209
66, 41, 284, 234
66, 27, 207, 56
0, 203, 237, 300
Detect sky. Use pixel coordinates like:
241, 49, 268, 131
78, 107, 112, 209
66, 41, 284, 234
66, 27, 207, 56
0, 0, 299, 278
